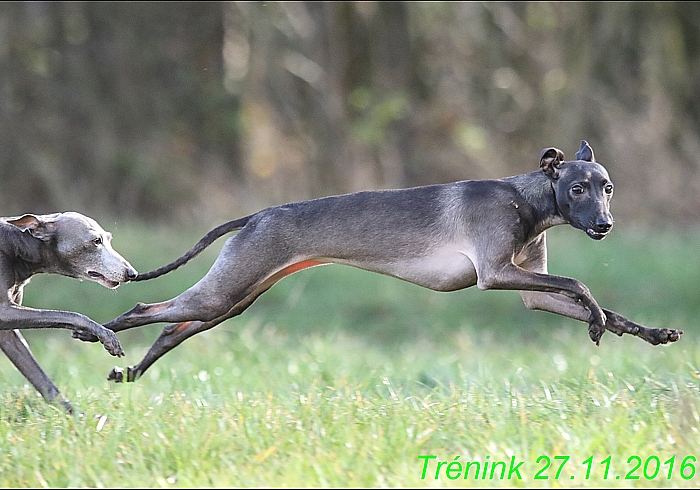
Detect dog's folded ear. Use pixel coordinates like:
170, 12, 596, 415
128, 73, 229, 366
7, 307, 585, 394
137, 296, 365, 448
574, 140, 595, 162
539, 147, 565, 179
7, 214, 58, 241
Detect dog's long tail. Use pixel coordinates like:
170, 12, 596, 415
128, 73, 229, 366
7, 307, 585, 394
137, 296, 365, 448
132, 215, 253, 281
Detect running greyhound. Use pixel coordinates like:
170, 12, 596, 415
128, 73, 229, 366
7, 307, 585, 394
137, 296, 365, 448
92, 141, 681, 383
0, 212, 136, 412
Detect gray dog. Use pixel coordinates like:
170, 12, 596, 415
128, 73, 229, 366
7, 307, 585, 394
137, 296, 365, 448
92, 141, 681, 383
0, 212, 136, 412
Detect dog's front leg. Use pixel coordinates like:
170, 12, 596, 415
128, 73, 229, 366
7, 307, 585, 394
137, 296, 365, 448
0, 330, 73, 413
519, 291, 682, 345
0, 305, 124, 357
477, 262, 607, 344
601, 308, 682, 345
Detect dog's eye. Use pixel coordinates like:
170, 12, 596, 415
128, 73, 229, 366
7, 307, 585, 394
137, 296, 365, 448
92, 237, 103, 246
571, 184, 584, 195
604, 183, 614, 194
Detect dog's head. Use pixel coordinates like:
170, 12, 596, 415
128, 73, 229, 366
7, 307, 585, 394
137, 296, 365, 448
7, 212, 138, 288
540, 140, 614, 240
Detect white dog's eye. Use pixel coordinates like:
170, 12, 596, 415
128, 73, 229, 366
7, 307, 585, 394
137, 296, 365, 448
92, 237, 103, 246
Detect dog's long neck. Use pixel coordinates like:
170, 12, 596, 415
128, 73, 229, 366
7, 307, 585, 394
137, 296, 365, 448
505, 170, 567, 237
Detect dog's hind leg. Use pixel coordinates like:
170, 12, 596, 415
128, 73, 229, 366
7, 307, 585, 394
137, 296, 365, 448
107, 278, 286, 383
0, 330, 73, 413
107, 314, 246, 384
102, 214, 328, 335
107, 319, 220, 383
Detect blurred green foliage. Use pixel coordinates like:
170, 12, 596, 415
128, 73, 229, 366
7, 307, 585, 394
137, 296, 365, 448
0, 2, 699, 226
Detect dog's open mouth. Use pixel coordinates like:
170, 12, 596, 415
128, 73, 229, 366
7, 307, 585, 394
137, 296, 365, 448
88, 271, 121, 289
585, 228, 609, 240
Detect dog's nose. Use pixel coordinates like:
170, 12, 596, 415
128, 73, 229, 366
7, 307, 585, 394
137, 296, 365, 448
126, 268, 138, 281
594, 217, 613, 233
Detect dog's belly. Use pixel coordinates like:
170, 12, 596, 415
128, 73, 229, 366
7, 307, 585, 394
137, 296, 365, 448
330, 245, 478, 292
261, 247, 478, 294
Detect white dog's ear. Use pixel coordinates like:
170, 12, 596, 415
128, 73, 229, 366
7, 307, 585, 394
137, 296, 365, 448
539, 147, 565, 180
7, 214, 57, 241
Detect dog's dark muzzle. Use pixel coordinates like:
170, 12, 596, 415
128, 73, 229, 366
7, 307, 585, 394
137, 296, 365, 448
586, 217, 613, 240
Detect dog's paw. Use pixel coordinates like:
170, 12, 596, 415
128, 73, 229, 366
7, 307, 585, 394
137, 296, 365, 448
588, 322, 605, 346
100, 331, 124, 357
108, 366, 124, 383
655, 328, 683, 345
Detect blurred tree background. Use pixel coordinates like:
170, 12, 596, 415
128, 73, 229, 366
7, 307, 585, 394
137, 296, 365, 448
0, 1, 699, 227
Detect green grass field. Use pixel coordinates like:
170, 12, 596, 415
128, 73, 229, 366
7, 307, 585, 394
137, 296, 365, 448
0, 223, 698, 487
